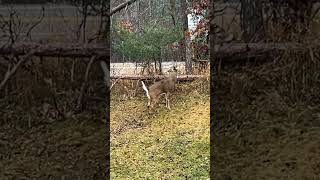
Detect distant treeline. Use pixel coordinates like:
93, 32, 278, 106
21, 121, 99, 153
1, 0, 101, 4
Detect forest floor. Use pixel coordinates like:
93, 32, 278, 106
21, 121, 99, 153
1, 66, 319, 179
110, 80, 210, 179
214, 101, 320, 179
213, 66, 320, 179
0, 102, 107, 179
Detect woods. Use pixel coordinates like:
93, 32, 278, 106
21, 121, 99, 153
211, 0, 320, 179
0, 0, 320, 179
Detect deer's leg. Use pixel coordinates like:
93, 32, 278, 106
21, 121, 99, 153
165, 93, 171, 110
150, 96, 159, 110
164, 93, 168, 108
147, 98, 151, 107
147, 97, 153, 114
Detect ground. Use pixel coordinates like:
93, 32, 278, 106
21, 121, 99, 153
110, 80, 210, 179
0, 110, 107, 179
214, 111, 320, 179
213, 65, 320, 179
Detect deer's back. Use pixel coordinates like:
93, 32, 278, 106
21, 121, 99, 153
149, 76, 176, 96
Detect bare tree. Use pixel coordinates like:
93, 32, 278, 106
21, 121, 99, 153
170, 0, 177, 25
0, 5, 44, 94
181, 0, 192, 74
209, 0, 215, 176
240, 0, 264, 42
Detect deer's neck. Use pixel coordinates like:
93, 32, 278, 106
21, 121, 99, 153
169, 72, 177, 82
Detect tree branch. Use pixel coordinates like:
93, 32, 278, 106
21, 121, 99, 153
109, 0, 138, 16
75, 56, 96, 112
0, 50, 36, 91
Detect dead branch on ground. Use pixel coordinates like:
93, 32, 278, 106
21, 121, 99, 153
0, 50, 36, 91
75, 56, 96, 112
214, 41, 320, 62
110, 75, 206, 81
0, 42, 110, 58
110, 78, 121, 91
0, 42, 319, 64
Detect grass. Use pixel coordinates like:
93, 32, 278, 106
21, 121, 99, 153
0, 114, 107, 179
110, 82, 210, 179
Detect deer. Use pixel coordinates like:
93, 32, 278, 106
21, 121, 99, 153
141, 67, 178, 111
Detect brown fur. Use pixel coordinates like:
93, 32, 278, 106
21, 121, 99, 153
149, 74, 177, 109
144, 69, 178, 111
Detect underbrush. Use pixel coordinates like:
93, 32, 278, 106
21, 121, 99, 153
213, 48, 320, 179
0, 57, 107, 179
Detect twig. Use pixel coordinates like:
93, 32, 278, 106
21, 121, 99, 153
311, 6, 320, 21
0, 50, 35, 91
109, 78, 120, 91
75, 56, 96, 112
52, 90, 65, 120
109, 0, 138, 16
24, 6, 45, 41
71, 59, 76, 82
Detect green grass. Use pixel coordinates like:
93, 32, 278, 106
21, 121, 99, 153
110, 89, 210, 179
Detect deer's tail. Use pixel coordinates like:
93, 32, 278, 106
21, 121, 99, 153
141, 81, 150, 99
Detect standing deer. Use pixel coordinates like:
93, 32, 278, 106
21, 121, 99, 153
141, 67, 178, 111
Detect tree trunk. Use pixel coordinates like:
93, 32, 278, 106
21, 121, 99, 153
81, 0, 88, 44
209, 0, 215, 177
159, 57, 162, 75
154, 57, 158, 73
170, 0, 176, 25
181, 0, 192, 74
104, 0, 110, 176
240, 0, 264, 42
209, 0, 215, 66
136, 0, 140, 31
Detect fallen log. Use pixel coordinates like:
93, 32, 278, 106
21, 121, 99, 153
0, 42, 318, 61
214, 42, 320, 61
110, 75, 206, 81
0, 42, 110, 59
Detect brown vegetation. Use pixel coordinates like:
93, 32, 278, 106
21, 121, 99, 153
213, 42, 320, 179
0, 54, 107, 178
